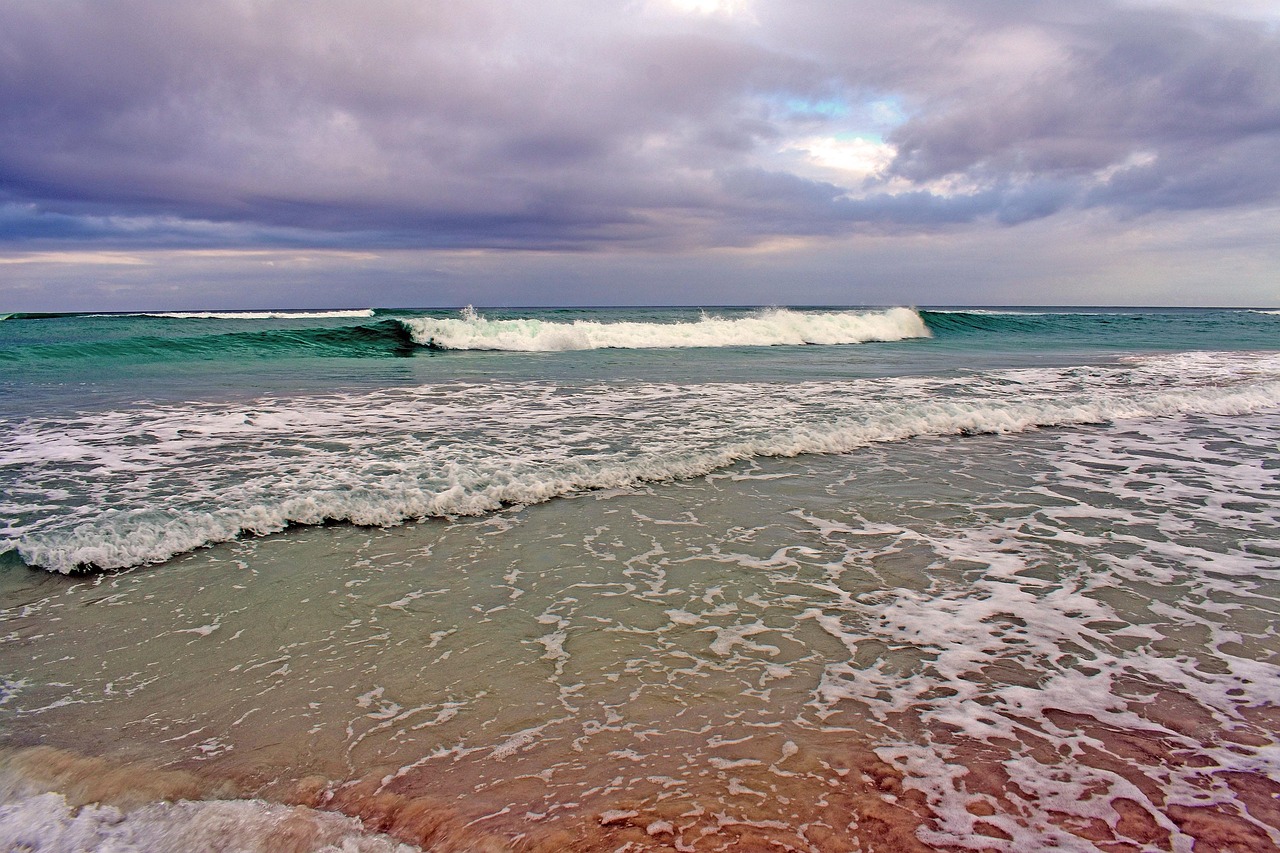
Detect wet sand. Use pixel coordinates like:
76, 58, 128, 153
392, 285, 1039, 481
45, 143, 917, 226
2, 420, 1279, 851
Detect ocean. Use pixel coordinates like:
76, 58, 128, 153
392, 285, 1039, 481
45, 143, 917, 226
0, 305, 1277, 852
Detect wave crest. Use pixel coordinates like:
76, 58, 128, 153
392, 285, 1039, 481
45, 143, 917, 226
141, 309, 376, 320
400, 306, 930, 351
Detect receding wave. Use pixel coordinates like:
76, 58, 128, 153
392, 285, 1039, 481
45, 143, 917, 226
0, 745, 501, 851
401, 306, 930, 350
0, 788, 414, 853
4, 352, 1278, 573
140, 309, 377, 320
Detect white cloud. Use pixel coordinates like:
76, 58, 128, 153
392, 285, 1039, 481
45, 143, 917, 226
650, 0, 756, 21
1095, 151, 1158, 184
0, 251, 148, 266
1124, 0, 1280, 23
782, 135, 896, 184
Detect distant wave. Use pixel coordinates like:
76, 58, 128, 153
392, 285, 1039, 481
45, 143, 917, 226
141, 309, 376, 320
926, 308, 1069, 315
917, 308, 1176, 336
919, 308, 1279, 340
0, 319, 419, 362
922, 308, 1141, 319
919, 309, 1070, 334
0, 312, 84, 320
400, 306, 930, 351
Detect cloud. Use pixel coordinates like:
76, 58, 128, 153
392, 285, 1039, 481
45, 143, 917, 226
0, 251, 148, 266
881, 5, 1280, 208
0, 0, 1278, 258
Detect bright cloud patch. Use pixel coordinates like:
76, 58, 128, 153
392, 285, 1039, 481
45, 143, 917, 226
658, 0, 755, 19
1095, 151, 1158, 184
783, 135, 897, 183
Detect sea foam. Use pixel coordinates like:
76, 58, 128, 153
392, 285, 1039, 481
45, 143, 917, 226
400, 306, 930, 350
0, 791, 417, 853
3, 351, 1278, 573
803, 411, 1280, 851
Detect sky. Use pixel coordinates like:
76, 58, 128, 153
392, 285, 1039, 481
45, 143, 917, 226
1, 0, 1278, 309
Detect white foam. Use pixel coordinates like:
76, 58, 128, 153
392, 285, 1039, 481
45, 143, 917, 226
400, 306, 930, 350
806, 410, 1280, 850
1, 404, 1277, 850
3, 351, 1279, 573
141, 309, 376, 320
0, 790, 417, 853
489, 722, 555, 760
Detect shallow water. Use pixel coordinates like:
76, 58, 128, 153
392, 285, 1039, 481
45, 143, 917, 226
2, 409, 1277, 851
3, 305, 1279, 850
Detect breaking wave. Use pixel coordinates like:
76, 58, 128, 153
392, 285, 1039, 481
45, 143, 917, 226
0, 308, 929, 365
400, 306, 930, 351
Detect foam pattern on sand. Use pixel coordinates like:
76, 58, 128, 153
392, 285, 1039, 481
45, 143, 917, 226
0, 792, 419, 853
1, 412, 1277, 850
807, 414, 1280, 850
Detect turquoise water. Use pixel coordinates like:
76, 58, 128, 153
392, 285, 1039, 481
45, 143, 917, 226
0, 306, 1278, 851
2, 306, 1277, 572
3, 308, 1277, 398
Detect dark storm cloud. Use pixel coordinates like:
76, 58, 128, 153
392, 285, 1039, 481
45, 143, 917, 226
1, 0, 1278, 252
882, 5, 1280, 209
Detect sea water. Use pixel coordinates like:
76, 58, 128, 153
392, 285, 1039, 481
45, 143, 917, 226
0, 306, 1278, 851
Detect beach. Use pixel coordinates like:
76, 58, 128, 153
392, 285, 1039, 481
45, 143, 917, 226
1, 306, 1278, 851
